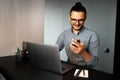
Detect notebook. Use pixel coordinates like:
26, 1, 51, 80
26, 42, 74, 74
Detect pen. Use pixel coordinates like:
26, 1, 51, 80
83, 69, 85, 76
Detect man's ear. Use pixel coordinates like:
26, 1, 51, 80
85, 15, 87, 21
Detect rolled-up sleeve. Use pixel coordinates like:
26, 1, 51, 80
87, 32, 100, 67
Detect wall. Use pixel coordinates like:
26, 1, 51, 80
0, 0, 44, 56
44, 0, 117, 74
44, 0, 68, 61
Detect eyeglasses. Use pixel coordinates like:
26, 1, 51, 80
71, 18, 85, 23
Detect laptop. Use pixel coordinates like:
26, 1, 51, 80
26, 42, 75, 74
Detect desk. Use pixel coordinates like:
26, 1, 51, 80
0, 56, 115, 80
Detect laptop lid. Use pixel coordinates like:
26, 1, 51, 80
27, 42, 63, 74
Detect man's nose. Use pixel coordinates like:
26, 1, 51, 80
76, 21, 80, 24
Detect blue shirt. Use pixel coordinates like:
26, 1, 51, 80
56, 26, 100, 68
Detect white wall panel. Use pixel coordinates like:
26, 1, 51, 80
0, 0, 44, 56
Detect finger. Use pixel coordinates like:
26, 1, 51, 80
72, 39, 80, 44
70, 44, 77, 50
70, 44, 79, 54
71, 39, 78, 45
80, 43, 84, 47
71, 41, 78, 48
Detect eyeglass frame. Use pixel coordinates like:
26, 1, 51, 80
70, 18, 85, 23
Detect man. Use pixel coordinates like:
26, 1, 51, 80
56, 2, 100, 68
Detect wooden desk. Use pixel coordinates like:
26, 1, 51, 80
0, 56, 115, 80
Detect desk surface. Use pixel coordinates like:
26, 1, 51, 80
0, 56, 115, 80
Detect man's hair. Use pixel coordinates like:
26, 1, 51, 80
70, 2, 87, 15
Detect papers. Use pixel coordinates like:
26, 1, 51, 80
74, 69, 89, 78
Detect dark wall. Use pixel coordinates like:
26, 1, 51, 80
114, 0, 120, 79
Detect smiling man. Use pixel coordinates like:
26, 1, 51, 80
56, 2, 100, 68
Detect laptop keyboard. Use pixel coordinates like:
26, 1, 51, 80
61, 62, 75, 74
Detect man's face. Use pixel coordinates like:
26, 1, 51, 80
69, 11, 86, 31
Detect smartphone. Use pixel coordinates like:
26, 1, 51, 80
72, 39, 80, 48
77, 39, 80, 43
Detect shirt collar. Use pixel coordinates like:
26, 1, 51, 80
71, 26, 85, 35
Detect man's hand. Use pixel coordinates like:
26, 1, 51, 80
70, 39, 91, 62
70, 39, 85, 55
